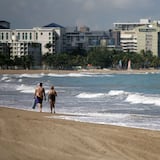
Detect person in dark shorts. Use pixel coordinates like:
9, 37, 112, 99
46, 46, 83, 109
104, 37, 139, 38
48, 86, 57, 113
34, 83, 46, 112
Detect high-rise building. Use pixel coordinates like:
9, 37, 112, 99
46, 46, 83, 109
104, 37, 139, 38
135, 22, 160, 57
114, 19, 160, 56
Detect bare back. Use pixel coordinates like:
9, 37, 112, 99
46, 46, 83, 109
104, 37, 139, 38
35, 86, 45, 99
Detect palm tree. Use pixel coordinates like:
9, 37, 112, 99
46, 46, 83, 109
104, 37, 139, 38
45, 43, 52, 53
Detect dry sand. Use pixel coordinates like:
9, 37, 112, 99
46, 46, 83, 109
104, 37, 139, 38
0, 68, 160, 75
0, 107, 160, 160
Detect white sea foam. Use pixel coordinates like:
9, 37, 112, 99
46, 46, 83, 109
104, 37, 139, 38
18, 79, 22, 82
1, 76, 9, 81
108, 90, 128, 96
76, 90, 129, 99
19, 73, 44, 78
48, 73, 93, 77
16, 84, 35, 93
125, 94, 160, 106
48, 73, 113, 78
76, 92, 105, 98
47, 73, 69, 77
1, 76, 12, 82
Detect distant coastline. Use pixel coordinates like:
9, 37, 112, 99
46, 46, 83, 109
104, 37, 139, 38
0, 68, 160, 74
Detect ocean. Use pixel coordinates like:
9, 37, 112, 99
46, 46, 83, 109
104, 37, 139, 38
0, 71, 160, 131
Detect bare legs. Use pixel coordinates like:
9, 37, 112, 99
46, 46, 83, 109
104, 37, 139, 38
50, 101, 55, 114
38, 103, 42, 112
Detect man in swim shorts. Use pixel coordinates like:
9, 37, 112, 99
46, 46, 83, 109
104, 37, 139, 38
34, 82, 46, 112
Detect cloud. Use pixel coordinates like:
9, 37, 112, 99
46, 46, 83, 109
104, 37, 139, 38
0, 0, 159, 30
83, 0, 96, 11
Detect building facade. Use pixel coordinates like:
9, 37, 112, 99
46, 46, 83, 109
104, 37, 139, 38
64, 26, 121, 53
114, 19, 160, 56
135, 22, 160, 57
0, 23, 65, 66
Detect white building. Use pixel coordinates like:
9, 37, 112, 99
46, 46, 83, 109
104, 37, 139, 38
120, 30, 137, 52
0, 23, 65, 67
0, 22, 65, 55
114, 19, 151, 31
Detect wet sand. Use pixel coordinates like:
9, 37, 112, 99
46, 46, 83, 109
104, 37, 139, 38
0, 107, 160, 160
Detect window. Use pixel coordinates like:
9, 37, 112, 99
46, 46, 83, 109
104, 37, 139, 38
25, 33, 28, 40
22, 33, 25, 40
6, 33, 9, 40
36, 33, 38, 40
17, 33, 20, 40
30, 33, 32, 40
1, 33, 4, 40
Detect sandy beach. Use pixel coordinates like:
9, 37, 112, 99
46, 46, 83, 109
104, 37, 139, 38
0, 68, 160, 75
0, 106, 160, 160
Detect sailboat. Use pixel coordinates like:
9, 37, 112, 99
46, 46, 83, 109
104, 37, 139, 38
127, 60, 131, 70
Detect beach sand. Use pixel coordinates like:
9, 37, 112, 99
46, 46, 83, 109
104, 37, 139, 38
0, 68, 160, 75
0, 107, 160, 160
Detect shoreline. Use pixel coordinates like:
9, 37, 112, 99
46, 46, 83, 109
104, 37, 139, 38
0, 106, 160, 160
2, 105, 159, 132
1, 68, 160, 74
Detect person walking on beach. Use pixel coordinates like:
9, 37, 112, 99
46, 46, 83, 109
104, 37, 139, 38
34, 82, 46, 112
48, 86, 57, 114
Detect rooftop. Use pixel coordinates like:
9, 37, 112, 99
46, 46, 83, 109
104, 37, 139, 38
43, 22, 64, 28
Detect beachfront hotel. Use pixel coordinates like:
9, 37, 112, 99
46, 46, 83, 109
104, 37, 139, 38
0, 22, 65, 54
0, 21, 65, 66
114, 19, 160, 56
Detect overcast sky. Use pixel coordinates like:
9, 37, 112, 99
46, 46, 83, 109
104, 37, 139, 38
0, 0, 160, 30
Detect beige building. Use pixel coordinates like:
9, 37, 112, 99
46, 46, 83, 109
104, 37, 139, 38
135, 22, 160, 57
114, 19, 160, 57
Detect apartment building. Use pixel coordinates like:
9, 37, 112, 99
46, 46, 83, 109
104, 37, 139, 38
120, 30, 137, 52
114, 19, 150, 52
64, 26, 121, 53
0, 42, 9, 55
0, 22, 65, 66
0, 24, 64, 54
114, 19, 160, 56
10, 41, 41, 66
135, 22, 160, 57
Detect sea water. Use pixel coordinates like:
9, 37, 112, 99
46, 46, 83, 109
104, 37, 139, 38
0, 71, 160, 131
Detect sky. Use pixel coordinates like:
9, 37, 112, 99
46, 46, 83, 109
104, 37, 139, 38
0, 0, 160, 30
